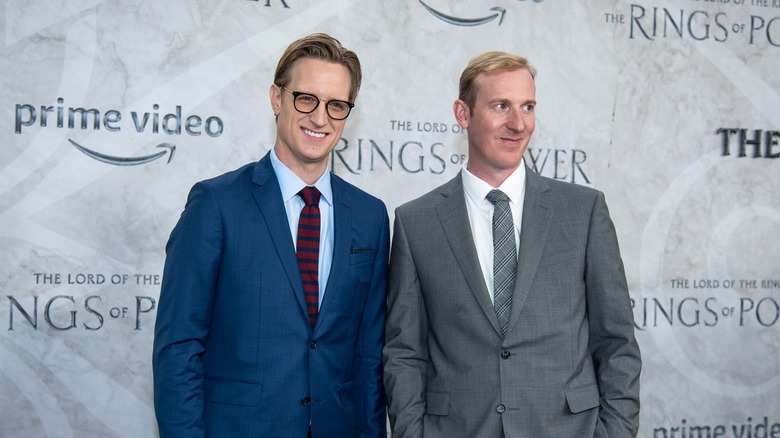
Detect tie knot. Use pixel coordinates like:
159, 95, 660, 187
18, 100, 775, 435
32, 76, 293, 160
299, 186, 321, 207
485, 189, 510, 205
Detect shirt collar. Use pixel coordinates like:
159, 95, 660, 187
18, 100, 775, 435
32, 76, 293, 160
462, 158, 526, 207
270, 148, 333, 206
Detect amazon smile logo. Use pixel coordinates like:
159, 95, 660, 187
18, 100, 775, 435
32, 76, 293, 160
69, 140, 176, 166
14, 98, 224, 167
419, 0, 544, 27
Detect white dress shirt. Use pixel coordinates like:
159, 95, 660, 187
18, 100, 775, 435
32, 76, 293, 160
461, 161, 526, 303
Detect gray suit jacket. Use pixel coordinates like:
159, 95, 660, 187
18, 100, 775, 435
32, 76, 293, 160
383, 168, 641, 438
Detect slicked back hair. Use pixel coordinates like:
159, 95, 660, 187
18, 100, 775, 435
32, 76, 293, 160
274, 33, 362, 102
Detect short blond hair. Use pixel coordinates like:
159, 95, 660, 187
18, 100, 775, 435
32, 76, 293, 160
458, 51, 537, 109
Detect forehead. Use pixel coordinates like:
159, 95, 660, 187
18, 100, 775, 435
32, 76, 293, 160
287, 58, 351, 98
474, 68, 535, 100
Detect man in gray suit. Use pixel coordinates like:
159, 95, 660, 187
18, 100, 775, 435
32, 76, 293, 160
383, 51, 641, 437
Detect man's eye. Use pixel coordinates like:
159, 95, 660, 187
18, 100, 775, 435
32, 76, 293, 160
298, 95, 318, 104
494, 103, 509, 112
521, 104, 535, 114
329, 101, 348, 111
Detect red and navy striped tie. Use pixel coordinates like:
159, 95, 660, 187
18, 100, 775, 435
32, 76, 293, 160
296, 186, 321, 327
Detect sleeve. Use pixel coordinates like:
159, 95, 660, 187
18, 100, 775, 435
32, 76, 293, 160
585, 192, 642, 437
382, 209, 428, 438
152, 182, 223, 438
355, 203, 390, 437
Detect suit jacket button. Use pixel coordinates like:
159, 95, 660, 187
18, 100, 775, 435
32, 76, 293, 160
301, 396, 311, 406
310, 340, 318, 349
500, 350, 510, 359
496, 404, 506, 414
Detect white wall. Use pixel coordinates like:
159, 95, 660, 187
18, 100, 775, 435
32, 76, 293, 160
1, 1, 779, 436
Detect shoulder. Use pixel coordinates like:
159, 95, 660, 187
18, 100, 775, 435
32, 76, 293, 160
396, 174, 461, 215
331, 173, 388, 215
530, 170, 604, 206
181, 162, 264, 213
196, 161, 258, 191
197, 163, 258, 187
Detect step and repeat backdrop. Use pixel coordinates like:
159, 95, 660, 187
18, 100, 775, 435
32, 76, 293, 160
2, 0, 778, 436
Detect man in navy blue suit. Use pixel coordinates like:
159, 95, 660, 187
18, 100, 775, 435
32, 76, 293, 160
153, 33, 389, 437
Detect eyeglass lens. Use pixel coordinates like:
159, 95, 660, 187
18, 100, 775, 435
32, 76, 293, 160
280, 86, 352, 120
294, 94, 351, 120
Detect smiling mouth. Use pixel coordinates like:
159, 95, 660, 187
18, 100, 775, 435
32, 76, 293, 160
303, 128, 326, 138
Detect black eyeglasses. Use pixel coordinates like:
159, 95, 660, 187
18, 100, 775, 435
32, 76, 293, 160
278, 85, 354, 120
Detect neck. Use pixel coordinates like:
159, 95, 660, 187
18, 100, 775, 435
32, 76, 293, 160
273, 147, 329, 185
467, 164, 517, 189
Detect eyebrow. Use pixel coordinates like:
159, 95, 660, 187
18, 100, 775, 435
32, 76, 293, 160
489, 98, 537, 106
289, 88, 351, 102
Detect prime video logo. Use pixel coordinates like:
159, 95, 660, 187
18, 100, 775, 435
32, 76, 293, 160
14, 97, 224, 166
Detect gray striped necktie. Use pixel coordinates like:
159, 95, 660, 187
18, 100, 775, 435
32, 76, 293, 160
486, 189, 516, 335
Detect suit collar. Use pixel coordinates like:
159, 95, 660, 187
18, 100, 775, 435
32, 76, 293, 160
505, 168, 553, 336
315, 174, 352, 332
251, 154, 314, 331
254, 155, 357, 334
434, 174, 504, 336
438, 168, 555, 339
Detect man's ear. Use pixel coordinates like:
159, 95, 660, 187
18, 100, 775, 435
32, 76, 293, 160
270, 84, 282, 116
453, 99, 470, 129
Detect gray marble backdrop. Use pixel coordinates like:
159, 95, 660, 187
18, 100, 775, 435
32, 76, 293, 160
1, 0, 778, 436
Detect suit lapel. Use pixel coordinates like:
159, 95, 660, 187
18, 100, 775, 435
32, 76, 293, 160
315, 174, 350, 333
251, 154, 310, 325
506, 168, 552, 335
435, 174, 503, 336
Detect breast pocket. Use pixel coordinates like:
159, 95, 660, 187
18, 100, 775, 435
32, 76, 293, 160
348, 248, 375, 289
349, 247, 374, 265
538, 245, 579, 267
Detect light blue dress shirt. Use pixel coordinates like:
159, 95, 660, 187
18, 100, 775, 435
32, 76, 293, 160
270, 148, 334, 305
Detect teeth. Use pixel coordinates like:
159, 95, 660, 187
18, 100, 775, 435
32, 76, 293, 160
304, 128, 326, 138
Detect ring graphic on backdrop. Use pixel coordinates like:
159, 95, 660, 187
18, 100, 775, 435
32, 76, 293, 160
69, 139, 176, 166
419, 1, 506, 26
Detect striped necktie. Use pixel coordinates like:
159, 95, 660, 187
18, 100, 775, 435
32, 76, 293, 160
296, 186, 321, 327
486, 189, 516, 335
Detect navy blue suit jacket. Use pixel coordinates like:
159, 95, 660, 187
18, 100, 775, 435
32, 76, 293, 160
153, 152, 389, 437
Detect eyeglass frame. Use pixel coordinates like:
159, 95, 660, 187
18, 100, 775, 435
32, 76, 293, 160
277, 85, 355, 120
